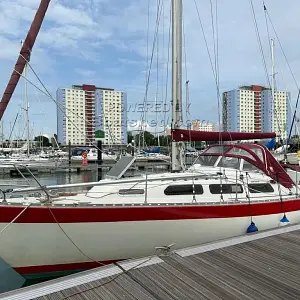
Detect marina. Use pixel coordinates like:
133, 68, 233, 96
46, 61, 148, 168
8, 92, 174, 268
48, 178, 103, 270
0, 158, 172, 175
1, 223, 300, 299
1, 0, 300, 297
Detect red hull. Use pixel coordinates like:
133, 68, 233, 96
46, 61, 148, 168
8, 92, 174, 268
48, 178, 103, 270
1, 200, 300, 223
15, 260, 122, 277
3, 200, 300, 279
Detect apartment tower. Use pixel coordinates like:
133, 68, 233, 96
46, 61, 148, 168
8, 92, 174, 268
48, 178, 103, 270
222, 85, 291, 139
57, 84, 127, 145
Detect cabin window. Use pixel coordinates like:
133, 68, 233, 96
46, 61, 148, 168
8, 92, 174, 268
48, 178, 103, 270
204, 146, 230, 154
248, 183, 274, 193
242, 160, 260, 172
164, 185, 204, 195
209, 184, 243, 194
195, 155, 219, 167
118, 189, 145, 195
217, 157, 241, 169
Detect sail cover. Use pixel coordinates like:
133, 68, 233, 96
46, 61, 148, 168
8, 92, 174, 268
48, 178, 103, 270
172, 129, 276, 142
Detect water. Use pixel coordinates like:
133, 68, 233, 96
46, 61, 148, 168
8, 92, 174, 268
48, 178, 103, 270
0, 170, 98, 189
1, 167, 168, 290
1, 167, 168, 190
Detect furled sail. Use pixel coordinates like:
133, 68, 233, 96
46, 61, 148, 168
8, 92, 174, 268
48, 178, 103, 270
172, 129, 276, 142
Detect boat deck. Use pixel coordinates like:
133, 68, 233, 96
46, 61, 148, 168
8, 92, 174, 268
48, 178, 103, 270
2, 224, 300, 300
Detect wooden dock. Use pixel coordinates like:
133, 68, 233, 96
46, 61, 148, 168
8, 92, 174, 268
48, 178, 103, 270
2, 224, 300, 299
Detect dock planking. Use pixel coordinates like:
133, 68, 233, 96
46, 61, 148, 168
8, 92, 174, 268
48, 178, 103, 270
2, 225, 300, 299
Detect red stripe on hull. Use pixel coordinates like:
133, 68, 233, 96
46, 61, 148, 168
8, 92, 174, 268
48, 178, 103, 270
15, 259, 122, 275
1, 200, 300, 223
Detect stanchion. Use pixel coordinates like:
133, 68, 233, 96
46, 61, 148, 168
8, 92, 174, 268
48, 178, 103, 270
97, 140, 103, 181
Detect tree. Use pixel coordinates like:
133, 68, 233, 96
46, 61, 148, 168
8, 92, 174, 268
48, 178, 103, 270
127, 131, 134, 144
157, 135, 171, 147
133, 131, 155, 147
34, 135, 51, 147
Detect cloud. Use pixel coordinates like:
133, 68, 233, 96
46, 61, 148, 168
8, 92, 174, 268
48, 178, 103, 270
74, 68, 96, 77
0, 37, 21, 61
1, 0, 300, 140
128, 120, 168, 135
47, 2, 95, 26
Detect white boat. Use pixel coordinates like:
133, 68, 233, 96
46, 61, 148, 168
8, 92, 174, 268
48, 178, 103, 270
0, 0, 299, 282
1, 143, 300, 280
135, 153, 171, 162
71, 148, 117, 162
273, 145, 299, 165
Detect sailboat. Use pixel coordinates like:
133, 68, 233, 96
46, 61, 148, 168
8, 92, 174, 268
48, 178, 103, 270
1, 0, 300, 281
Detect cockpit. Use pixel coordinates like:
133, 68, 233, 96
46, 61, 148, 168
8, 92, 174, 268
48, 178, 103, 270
193, 143, 293, 188
195, 155, 259, 172
195, 144, 268, 172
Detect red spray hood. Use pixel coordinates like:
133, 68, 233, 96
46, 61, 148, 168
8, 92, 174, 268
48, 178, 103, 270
201, 143, 294, 189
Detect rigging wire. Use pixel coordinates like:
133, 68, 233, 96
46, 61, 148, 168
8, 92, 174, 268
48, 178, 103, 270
14, 66, 175, 167
138, 0, 163, 149
249, 0, 283, 138
249, 0, 271, 88
263, 3, 299, 90
182, 3, 191, 151
161, 0, 165, 131
139, 0, 151, 150
155, 0, 160, 143
14, 56, 116, 160
193, 0, 216, 81
263, 2, 300, 146
263, 2, 272, 60
209, 0, 222, 146
193, 0, 233, 150
193, 0, 229, 145
14, 68, 116, 160
209, 0, 221, 130
163, 1, 172, 153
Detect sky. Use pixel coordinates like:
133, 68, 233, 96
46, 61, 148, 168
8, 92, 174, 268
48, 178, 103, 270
0, 0, 300, 139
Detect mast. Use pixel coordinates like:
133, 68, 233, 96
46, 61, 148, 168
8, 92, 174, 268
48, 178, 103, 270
271, 38, 276, 135
24, 62, 30, 157
171, 0, 183, 172
1, 121, 3, 149
185, 80, 190, 147
155, 96, 160, 147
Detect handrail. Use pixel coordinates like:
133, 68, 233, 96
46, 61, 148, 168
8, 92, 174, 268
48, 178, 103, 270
11, 173, 218, 194
10, 172, 289, 197
21, 165, 50, 202
1, 196, 299, 208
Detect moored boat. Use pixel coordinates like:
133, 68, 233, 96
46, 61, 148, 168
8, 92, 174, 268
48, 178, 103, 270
1, 143, 300, 279
0, 0, 298, 282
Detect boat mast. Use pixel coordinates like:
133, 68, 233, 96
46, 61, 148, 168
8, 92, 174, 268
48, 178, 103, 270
171, 0, 183, 172
1, 120, 3, 149
271, 38, 276, 137
24, 61, 30, 157
155, 96, 160, 147
185, 80, 190, 147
